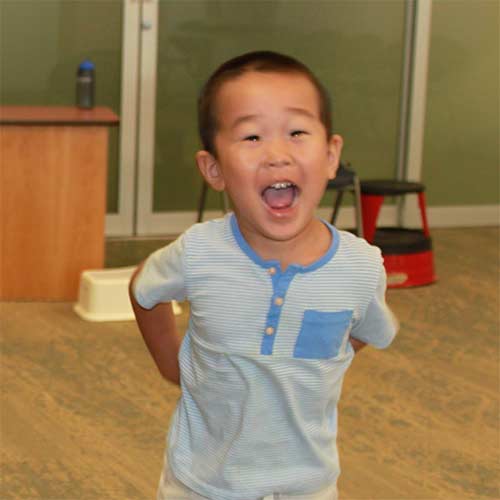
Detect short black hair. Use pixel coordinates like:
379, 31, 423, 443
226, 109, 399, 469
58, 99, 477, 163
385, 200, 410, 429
198, 50, 333, 156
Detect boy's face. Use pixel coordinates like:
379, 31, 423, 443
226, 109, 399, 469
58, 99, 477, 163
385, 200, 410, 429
196, 71, 343, 247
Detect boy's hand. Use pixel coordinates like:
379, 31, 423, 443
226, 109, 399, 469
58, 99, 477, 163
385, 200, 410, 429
349, 336, 367, 353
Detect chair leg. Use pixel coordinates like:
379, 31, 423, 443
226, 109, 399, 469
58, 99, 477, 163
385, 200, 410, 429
418, 192, 430, 237
221, 191, 230, 213
330, 191, 344, 225
197, 181, 208, 223
353, 176, 364, 238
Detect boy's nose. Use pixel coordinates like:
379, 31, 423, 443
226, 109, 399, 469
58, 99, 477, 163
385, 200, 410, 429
264, 140, 291, 167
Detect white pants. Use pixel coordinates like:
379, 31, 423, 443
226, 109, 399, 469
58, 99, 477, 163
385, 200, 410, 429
157, 457, 338, 500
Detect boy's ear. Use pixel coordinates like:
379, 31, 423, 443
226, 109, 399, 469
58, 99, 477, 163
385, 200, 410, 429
326, 134, 344, 180
195, 150, 225, 192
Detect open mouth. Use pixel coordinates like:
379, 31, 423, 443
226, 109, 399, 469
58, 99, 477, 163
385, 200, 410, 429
261, 181, 299, 210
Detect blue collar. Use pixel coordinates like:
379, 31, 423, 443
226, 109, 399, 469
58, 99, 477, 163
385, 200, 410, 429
229, 213, 339, 274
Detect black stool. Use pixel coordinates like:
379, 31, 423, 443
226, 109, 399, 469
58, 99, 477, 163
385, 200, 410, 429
325, 162, 363, 237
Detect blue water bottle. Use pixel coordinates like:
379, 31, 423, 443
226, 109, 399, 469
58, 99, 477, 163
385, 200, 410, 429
76, 60, 95, 109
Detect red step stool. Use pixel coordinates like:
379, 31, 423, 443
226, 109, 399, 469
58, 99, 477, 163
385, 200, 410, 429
360, 180, 436, 288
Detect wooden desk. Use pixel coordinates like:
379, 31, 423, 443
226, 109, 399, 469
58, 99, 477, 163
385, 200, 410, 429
0, 106, 119, 300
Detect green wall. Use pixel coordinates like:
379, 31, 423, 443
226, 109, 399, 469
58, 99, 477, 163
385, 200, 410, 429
422, 0, 499, 205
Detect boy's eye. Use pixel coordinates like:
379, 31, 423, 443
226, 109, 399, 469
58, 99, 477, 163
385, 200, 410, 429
244, 135, 260, 142
291, 130, 307, 137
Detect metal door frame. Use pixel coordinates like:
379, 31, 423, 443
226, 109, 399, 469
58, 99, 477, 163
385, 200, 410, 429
105, 0, 140, 236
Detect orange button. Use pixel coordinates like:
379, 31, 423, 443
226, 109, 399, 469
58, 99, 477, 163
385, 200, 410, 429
265, 327, 275, 335
268, 267, 276, 275
274, 297, 284, 306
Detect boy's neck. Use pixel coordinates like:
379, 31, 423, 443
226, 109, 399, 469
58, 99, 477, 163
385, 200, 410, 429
237, 217, 332, 271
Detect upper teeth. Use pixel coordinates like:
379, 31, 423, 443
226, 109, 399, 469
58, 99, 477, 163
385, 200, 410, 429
271, 182, 293, 190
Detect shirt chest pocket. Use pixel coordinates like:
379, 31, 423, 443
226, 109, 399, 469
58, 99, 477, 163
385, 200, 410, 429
293, 310, 353, 359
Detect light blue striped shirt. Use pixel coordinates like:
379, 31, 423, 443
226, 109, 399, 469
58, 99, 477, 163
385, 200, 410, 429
134, 213, 397, 500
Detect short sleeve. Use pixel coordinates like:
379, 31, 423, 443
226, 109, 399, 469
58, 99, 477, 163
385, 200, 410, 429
132, 234, 187, 309
350, 267, 398, 348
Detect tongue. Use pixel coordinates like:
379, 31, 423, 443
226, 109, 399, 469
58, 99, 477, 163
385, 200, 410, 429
262, 186, 295, 209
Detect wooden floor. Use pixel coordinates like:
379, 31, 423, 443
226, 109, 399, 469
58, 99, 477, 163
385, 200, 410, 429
1, 227, 499, 499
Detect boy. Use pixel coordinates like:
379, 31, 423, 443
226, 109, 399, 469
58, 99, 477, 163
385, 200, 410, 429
130, 51, 398, 500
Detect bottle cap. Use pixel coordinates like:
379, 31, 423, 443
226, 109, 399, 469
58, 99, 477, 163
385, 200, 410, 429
78, 60, 95, 71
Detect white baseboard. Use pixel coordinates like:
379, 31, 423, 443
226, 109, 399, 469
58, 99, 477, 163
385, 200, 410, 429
109, 204, 498, 237
105, 212, 134, 237
426, 204, 499, 228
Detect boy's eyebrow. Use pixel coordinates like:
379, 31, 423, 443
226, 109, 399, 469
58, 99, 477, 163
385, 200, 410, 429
230, 114, 260, 130
230, 108, 316, 130
286, 107, 316, 119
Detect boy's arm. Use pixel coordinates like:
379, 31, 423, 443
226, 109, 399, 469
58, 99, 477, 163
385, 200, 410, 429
349, 336, 367, 353
129, 264, 181, 386
349, 267, 398, 351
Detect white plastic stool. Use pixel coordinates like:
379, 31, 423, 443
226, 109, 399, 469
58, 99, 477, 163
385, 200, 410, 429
74, 266, 182, 321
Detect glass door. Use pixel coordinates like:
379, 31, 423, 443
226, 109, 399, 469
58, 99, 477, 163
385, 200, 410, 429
135, 0, 411, 235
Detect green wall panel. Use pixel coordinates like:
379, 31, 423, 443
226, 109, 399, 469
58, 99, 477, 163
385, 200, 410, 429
0, 0, 123, 213
422, 0, 499, 206
153, 0, 406, 211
